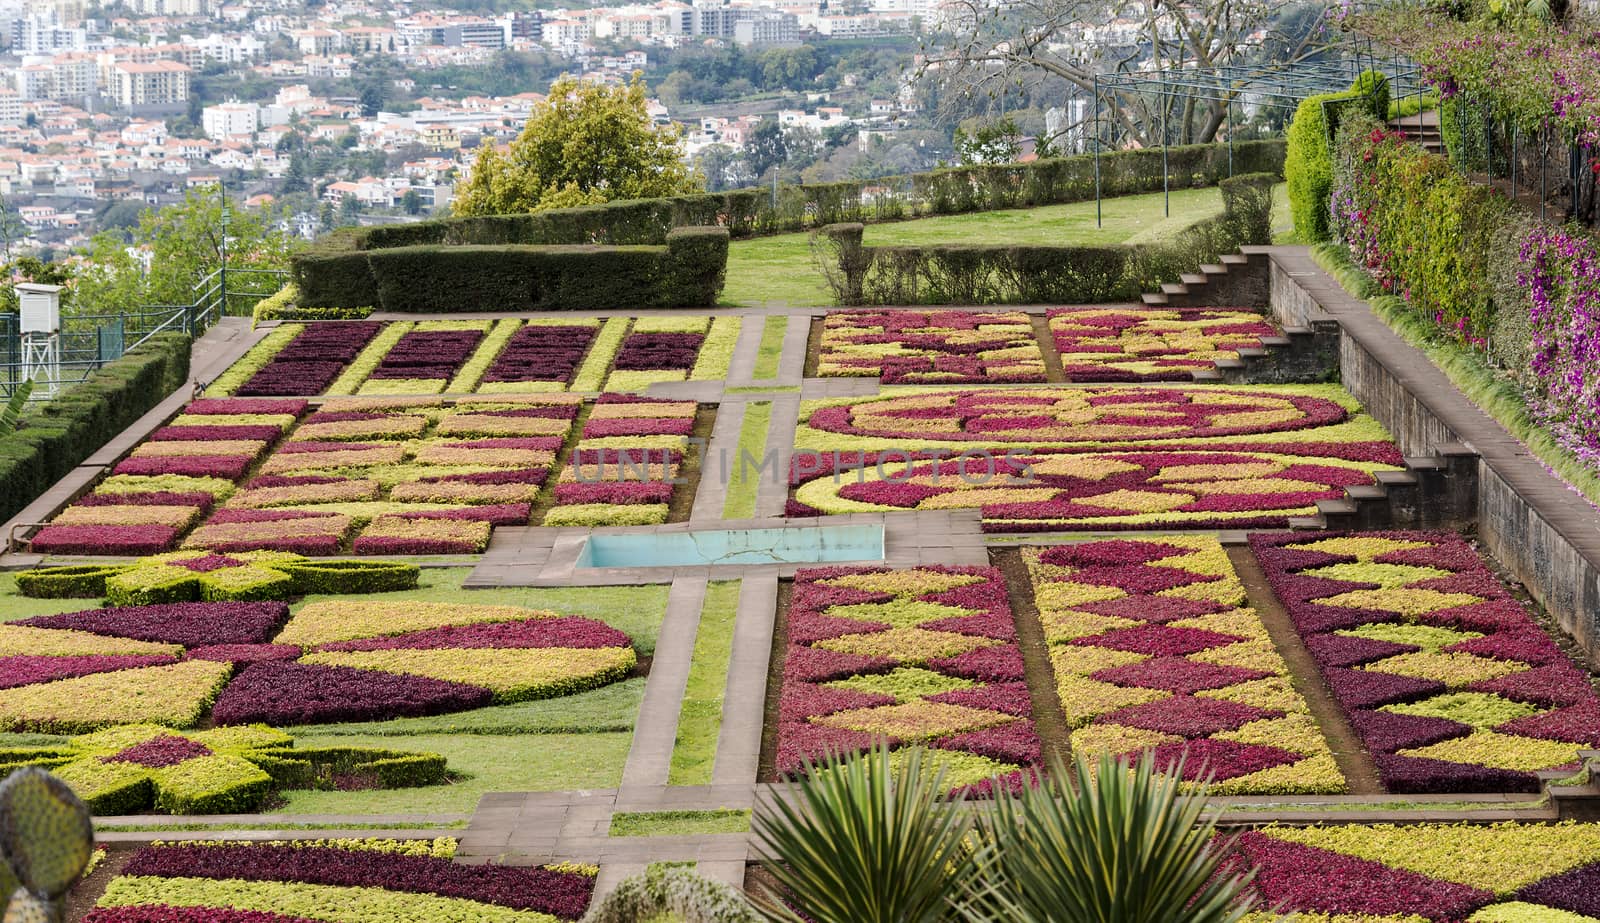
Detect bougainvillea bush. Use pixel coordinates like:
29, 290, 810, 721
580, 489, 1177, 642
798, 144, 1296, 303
32, 399, 307, 556
182, 395, 582, 554
816, 310, 1046, 384
1048, 307, 1277, 381
1251, 530, 1600, 793
543, 395, 699, 528
1227, 821, 1600, 922
0, 724, 447, 815
788, 385, 1402, 532
0, 597, 636, 732
1023, 535, 1344, 794
776, 565, 1042, 795
89, 839, 596, 922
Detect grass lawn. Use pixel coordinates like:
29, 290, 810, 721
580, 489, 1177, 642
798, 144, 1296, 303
752, 315, 787, 379
721, 185, 1227, 307
0, 573, 111, 621
609, 808, 751, 837
722, 402, 771, 520
668, 580, 741, 785
277, 731, 633, 814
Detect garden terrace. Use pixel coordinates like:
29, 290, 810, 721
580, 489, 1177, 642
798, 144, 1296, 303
7, 205, 1600, 918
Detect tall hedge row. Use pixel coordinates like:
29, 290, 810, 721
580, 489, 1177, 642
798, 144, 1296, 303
816, 172, 1277, 306
1286, 72, 1391, 243
294, 227, 729, 312
0, 332, 191, 525
320, 139, 1286, 253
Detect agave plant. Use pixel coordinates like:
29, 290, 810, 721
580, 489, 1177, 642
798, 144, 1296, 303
963, 752, 1257, 923
580, 864, 762, 923
752, 745, 979, 923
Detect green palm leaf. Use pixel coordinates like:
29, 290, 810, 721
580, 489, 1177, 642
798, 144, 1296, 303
752, 744, 979, 923
964, 752, 1258, 923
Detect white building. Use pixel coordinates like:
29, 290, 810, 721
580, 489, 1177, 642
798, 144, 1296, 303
202, 102, 259, 139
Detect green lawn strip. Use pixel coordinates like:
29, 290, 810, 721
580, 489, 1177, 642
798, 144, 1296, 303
726, 385, 800, 394
720, 186, 1230, 307
0, 574, 106, 621
751, 315, 788, 379
666, 580, 741, 786
722, 402, 772, 520
292, 677, 646, 737
276, 731, 632, 814
295, 568, 671, 656
608, 808, 751, 837
1311, 242, 1600, 508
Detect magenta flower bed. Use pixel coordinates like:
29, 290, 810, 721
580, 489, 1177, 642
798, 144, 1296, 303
366, 329, 484, 380
482, 324, 597, 385
211, 661, 494, 725
818, 310, 1047, 384
317, 617, 631, 653
399, 504, 532, 525
104, 734, 213, 767
119, 843, 595, 918
111, 456, 254, 479
185, 398, 308, 416
75, 491, 216, 511
21, 601, 291, 646
237, 323, 382, 397
185, 643, 302, 664
419, 468, 549, 486
552, 482, 674, 505
1251, 530, 1600, 793
29, 524, 179, 556
777, 565, 1039, 794
0, 654, 179, 690
1228, 831, 1494, 919
581, 417, 696, 438
611, 332, 704, 371
151, 425, 284, 442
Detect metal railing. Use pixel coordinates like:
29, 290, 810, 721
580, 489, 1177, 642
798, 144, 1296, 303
1, 267, 289, 398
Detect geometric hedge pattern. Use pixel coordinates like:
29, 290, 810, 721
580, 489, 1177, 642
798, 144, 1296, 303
1252, 530, 1600, 794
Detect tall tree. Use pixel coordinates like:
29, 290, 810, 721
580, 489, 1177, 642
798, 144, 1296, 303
454, 75, 700, 215
920, 0, 1336, 148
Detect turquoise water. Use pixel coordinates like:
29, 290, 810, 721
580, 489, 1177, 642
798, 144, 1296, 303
574, 524, 885, 568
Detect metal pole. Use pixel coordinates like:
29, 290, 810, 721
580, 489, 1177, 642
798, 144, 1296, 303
1227, 93, 1233, 177
1094, 74, 1102, 229
1160, 70, 1170, 218
218, 180, 230, 326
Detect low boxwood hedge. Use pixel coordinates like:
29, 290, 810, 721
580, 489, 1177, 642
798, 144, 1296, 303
0, 332, 190, 526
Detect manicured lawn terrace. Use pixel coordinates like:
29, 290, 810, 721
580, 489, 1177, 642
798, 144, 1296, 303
722, 185, 1230, 307
0, 572, 668, 815
208, 315, 740, 399
32, 393, 707, 557
788, 384, 1404, 532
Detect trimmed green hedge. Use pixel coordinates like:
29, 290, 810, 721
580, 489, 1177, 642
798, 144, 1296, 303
0, 332, 190, 526
1287, 71, 1390, 242
251, 284, 373, 325
817, 172, 1277, 305
293, 226, 728, 311
357, 140, 1286, 248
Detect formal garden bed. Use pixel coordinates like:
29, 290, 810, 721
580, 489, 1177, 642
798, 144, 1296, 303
84, 839, 594, 923
813, 310, 1047, 384
786, 385, 1402, 531
207, 317, 739, 398
1048, 307, 1277, 381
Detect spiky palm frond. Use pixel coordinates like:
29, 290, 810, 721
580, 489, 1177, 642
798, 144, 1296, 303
964, 752, 1257, 923
753, 745, 979, 923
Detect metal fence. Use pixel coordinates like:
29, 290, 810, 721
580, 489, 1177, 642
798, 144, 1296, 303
0, 267, 289, 398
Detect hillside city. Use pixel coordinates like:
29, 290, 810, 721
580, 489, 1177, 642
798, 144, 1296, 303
0, 0, 1176, 261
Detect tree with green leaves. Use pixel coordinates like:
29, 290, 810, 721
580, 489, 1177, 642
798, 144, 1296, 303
453, 74, 700, 216
400, 189, 423, 215
954, 117, 1023, 165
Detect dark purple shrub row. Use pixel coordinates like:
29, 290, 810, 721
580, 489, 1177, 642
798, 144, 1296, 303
316, 616, 631, 653
21, 601, 290, 646
551, 482, 673, 505
581, 417, 695, 439
76, 492, 216, 509
611, 333, 704, 371
398, 504, 531, 526
111, 456, 253, 479
121, 843, 596, 918
482, 324, 597, 384
186, 643, 302, 664
84, 907, 321, 923
29, 524, 179, 556
185, 399, 309, 416
211, 662, 494, 725
367, 329, 483, 380
152, 425, 284, 442
237, 322, 382, 397
0, 654, 178, 689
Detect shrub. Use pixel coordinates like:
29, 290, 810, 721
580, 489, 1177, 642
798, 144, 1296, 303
0, 333, 190, 525
814, 172, 1277, 306
1287, 72, 1390, 243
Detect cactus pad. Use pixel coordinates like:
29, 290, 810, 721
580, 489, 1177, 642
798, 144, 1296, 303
0, 769, 92, 899
1, 888, 54, 923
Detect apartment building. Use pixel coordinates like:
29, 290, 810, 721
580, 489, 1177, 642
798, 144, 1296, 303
110, 60, 191, 115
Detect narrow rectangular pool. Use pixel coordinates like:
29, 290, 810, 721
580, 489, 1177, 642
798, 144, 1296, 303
574, 524, 885, 568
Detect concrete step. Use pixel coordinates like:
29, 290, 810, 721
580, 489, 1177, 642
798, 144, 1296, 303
1287, 515, 1327, 531
1160, 283, 1189, 296
1141, 293, 1169, 307
1199, 264, 1227, 275
1220, 253, 1250, 266
1181, 273, 1208, 286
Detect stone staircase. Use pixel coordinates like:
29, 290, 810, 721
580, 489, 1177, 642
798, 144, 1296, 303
1140, 251, 1268, 309
1389, 109, 1444, 156
1288, 441, 1480, 532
